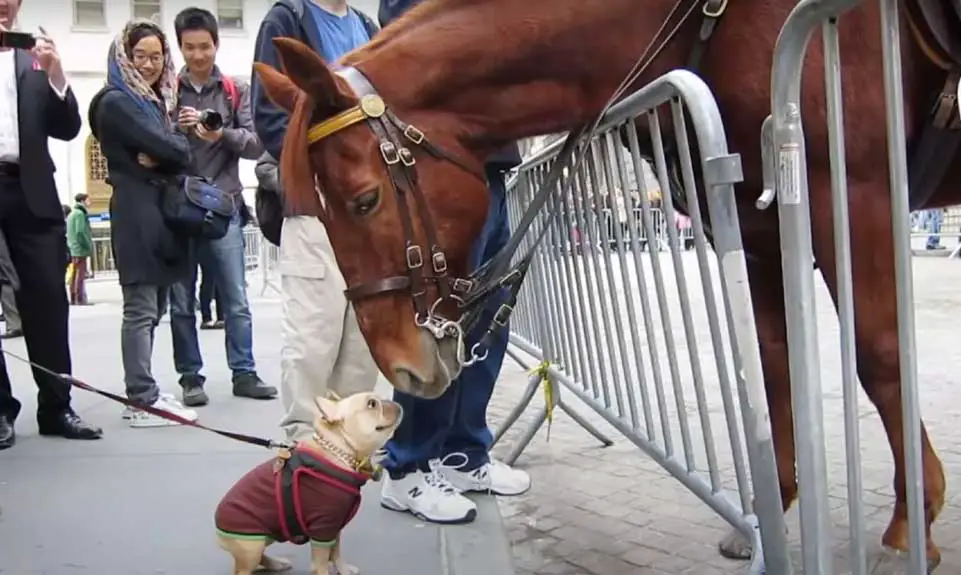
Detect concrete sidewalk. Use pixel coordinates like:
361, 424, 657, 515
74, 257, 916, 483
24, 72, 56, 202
0, 279, 515, 575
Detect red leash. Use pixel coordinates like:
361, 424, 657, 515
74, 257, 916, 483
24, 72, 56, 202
2, 350, 292, 450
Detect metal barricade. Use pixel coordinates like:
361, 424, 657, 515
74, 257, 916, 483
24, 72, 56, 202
758, 0, 934, 571
493, 70, 789, 574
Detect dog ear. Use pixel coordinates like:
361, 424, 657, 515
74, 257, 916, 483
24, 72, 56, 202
315, 396, 341, 423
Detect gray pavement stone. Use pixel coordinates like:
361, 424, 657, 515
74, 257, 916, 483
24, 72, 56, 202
0, 280, 513, 575
486, 255, 961, 574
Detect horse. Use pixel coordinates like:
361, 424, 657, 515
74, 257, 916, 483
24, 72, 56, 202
251, 0, 958, 566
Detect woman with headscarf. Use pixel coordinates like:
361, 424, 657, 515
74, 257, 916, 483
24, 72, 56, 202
87, 19, 199, 428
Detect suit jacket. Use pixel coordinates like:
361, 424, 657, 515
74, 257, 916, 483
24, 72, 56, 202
13, 50, 82, 222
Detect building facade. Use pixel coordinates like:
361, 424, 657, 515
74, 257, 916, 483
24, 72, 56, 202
17, 0, 381, 216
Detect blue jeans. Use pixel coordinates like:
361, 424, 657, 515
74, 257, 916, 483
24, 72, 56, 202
384, 166, 512, 475
925, 208, 943, 249
169, 215, 256, 377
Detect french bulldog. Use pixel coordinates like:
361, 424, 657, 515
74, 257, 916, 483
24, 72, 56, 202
214, 392, 403, 575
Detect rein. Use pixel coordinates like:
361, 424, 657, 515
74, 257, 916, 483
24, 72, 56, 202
302, 0, 728, 367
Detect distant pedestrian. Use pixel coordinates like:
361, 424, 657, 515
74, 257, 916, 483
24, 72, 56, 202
66, 193, 93, 305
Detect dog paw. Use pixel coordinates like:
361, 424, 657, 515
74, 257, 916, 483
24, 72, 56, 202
330, 560, 360, 575
256, 554, 292, 572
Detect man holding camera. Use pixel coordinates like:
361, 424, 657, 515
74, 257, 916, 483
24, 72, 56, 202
168, 7, 276, 407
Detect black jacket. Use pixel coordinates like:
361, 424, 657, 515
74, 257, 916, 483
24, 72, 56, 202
12, 49, 82, 222
88, 88, 193, 287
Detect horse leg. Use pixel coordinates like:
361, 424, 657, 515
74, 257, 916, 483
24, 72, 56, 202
810, 179, 945, 569
719, 251, 798, 560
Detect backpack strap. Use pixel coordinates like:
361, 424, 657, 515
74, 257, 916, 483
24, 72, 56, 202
222, 75, 239, 112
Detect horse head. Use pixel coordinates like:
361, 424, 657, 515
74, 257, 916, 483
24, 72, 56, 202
253, 38, 493, 399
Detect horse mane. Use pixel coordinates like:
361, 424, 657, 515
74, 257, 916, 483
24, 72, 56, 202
279, 91, 326, 218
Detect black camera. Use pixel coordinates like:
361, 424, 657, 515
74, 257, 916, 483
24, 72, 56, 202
198, 109, 224, 131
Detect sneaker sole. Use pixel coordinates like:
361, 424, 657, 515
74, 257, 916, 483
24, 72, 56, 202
129, 418, 192, 428
379, 498, 478, 525
233, 390, 278, 400
183, 393, 209, 407
460, 484, 532, 497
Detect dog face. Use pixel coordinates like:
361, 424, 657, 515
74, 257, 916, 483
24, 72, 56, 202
314, 392, 404, 458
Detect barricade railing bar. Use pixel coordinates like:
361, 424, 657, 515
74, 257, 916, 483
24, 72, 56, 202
495, 70, 791, 574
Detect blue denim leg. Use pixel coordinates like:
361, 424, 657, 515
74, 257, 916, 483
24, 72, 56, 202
383, 166, 512, 475
169, 258, 203, 376
207, 215, 256, 375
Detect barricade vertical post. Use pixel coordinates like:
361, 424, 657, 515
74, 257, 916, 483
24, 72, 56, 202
822, 14, 869, 575
878, 0, 928, 568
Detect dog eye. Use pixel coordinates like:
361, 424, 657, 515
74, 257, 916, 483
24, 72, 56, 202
352, 191, 380, 217
367, 399, 378, 409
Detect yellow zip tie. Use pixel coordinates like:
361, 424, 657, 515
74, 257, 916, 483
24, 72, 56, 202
529, 360, 555, 442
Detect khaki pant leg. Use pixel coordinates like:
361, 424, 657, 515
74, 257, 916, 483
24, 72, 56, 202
278, 217, 346, 441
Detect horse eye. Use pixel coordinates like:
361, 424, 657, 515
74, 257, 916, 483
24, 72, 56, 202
353, 191, 380, 216
367, 399, 378, 409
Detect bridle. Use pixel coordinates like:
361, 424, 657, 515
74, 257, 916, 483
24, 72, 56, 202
297, 0, 729, 368
304, 66, 494, 366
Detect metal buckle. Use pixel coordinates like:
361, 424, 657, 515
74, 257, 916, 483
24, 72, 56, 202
452, 278, 472, 292
498, 268, 522, 287
432, 251, 448, 273
406, 245, 424, 269
493, 304, 514, 327
703, 0, 727, 18
380, 141, 400, 164
403, 125, 425, 144
398, 147, 416, 167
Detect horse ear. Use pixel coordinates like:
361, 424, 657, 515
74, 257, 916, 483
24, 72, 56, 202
252, 62, 300, 113
272, 37, 354, 114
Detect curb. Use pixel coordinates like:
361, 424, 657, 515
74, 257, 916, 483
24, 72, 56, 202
440, 495, 516, 575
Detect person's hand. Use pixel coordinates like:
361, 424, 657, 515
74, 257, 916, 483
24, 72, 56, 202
137, 153, 158, 168
195, 123, 223, 143
178, 107, 200, 130
32, 27, 66, 91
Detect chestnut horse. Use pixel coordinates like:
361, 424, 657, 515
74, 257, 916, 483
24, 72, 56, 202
252, 0, 956, 565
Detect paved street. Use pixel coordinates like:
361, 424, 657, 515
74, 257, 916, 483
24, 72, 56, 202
487, 254, 961, 574
3, 251, 957, 574
0, 281, 512, 575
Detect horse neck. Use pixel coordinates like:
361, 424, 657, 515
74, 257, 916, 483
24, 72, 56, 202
346, 0, 688, 151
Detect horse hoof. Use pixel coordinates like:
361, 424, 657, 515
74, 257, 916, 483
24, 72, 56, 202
718, 527, 753, 560
871, 546, 941, 574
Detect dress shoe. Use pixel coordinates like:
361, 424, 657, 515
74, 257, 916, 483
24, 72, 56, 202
0, 415, 14, 450
37, 410, 103, 440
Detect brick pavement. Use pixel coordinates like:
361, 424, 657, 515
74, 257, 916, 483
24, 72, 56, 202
487, 255, 961, 574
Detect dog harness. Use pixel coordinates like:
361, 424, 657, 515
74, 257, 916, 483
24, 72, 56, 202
215, 445, 369, 546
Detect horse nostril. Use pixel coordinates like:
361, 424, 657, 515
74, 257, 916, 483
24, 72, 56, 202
393, 367, 425, 391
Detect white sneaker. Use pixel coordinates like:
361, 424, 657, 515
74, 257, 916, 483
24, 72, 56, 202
440, 457, 532, 496
128, 394, 199, 428
122, 392, 176, 420
381, 459, 478, 524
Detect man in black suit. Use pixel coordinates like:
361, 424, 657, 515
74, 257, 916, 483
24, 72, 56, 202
0, 7, 103, 449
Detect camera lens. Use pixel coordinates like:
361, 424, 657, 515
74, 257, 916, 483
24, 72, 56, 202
199, 110, 224, 131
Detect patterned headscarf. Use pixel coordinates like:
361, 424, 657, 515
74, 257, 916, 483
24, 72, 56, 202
106, 19, 178, 127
